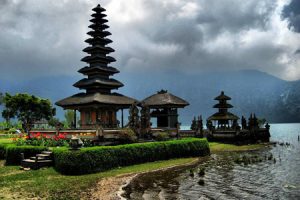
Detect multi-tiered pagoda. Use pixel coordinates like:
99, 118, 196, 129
207, 91, 239, 129
56, 4, 136, 128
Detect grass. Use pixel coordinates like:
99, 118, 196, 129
0, 157, 197, 200
0, 137, 14, 144
209, 142, 268, 153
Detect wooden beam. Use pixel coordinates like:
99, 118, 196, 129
121, 109, 124, 128
73, 109, 77, 129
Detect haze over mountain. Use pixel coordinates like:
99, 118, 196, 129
1, 69, 299, 125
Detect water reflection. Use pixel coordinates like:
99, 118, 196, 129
123, 124, 300, 200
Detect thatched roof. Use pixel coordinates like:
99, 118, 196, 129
141, 90, 189, 108
92, 4, 106, 12
56, 92, 137, 109
213, 103, 233, 109
73, 77, 123, 89
214, 91, 231, 100
208, 112, 239, 121
78, 66, 119, 75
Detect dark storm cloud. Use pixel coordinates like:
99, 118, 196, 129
283, 0, 300, 32
195, 1, 275, 37
0, 0, 92, 79
0, 0, 299, 80
109, 0, 297, 79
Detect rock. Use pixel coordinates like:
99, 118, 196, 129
198, 179, 205, 185
189, 169, 194, 177
198, 167, 205, 176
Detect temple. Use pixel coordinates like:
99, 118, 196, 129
205, 91, 270, 143
207, 91, 239, 129
56, 4, 136, 129
141, 90, 189, 128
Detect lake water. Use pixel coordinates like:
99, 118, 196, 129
123, 123, 300, 200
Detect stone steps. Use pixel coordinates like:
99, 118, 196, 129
35, 154, 52, 159
41, 151, 53, 155
20, 151, 53, 170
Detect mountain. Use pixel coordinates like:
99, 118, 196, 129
0, 70, 299, 124
120, 69, 298, 124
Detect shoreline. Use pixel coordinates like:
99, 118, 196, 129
88, 142, 271, 200
86, 158, 200, 200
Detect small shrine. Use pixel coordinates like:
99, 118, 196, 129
141, 90, 189, 128
205, 91, 270, 143
207, 91, 239, 129
56, 4, 136, 129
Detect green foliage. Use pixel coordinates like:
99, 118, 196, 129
6, 128, 16, 134
53, 138, 210, 175
48, 117, 62, 128
64, 110, 75, 128
257, 118, 267, 127
1, 93, 56, 133
0, 121, 22, 131
81, 139, 94, 147
0, 121, 11, 130
5, 144, 48, 165
152, 132, 169, 141
0, 143, 9, 159
0, 92, 3, 105
118, 128, 138, 143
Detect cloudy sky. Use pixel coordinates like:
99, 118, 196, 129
0, 0, 300, 81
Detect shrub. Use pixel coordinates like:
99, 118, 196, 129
118, 128, 137, 143
5, 145, 48, 165
0, 144, 8, 159
8, 128, 17, 134
53, 138, 210, 175
152, 132, 169, 141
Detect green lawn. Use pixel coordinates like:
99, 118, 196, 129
0, 157, 197, 200
209, 142, 268, 153
0, 137, 13, 144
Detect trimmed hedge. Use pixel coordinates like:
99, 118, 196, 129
5, 145, 48, 165
53, 138, 210, 175
0, 144, 8, 159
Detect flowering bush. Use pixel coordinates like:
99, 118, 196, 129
13, 132, 69, 147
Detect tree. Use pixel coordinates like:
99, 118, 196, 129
48, 117, 62, 128
64, 110, 75, 128
0, 92, 3, 105
2, 93, 56, 135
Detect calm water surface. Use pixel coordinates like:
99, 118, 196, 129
123, 123, 300, 200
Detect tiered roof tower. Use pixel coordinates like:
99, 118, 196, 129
56, 4, 136, 128
207, 91, 239, 127
75, 5, 123, 94
213, 91, 233, 114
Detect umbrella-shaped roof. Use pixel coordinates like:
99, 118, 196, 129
56, 92, 137, 109
208, 112, 239, 121
214, 91, 231, 100
141, 90, 189, 108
